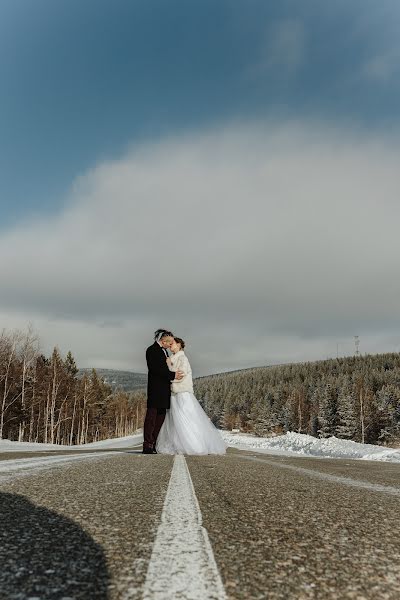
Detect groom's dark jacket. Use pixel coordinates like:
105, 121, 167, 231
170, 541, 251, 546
146, 342, 176, 409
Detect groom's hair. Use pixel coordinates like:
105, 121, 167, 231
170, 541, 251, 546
154, 328, 173, 341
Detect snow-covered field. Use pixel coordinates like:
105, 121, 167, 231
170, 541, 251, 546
0, 433, 144, 482
221, 430, 400, 463
1, 430, 400, 463
0, 432, 143, 452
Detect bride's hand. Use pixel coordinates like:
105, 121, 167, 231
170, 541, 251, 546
175, 370, 184, 380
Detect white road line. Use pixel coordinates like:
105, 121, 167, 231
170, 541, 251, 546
141, 455, 227, 600
237, 454, 400, 498
0, 452, 116, 483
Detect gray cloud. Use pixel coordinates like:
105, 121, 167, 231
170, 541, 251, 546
1, 121, 400, 374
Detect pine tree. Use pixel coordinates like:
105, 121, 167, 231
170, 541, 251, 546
377, 384, 400, 443
318, 383, 339, 438
65, 351, 78, 377
336, 379, 358, 440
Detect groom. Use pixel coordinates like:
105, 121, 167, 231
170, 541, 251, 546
143, 329, 184, 454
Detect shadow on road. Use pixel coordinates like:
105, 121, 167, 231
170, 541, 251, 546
0, 491, 110, 599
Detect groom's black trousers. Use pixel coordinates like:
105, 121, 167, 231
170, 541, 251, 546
143, 407, 166, 450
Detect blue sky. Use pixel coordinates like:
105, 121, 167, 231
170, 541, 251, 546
1, 0, 399, 227
1, 1, 400, 373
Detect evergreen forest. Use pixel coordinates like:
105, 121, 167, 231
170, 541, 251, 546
194, 352, 400, 446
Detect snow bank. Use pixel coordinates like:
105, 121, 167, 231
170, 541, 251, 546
3, 429, 399, 463
0, 431, 143, 452
221, 431, 400, 463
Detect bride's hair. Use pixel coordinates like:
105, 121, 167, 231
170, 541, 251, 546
174, 337, 185, 349
154, 328, 173, 341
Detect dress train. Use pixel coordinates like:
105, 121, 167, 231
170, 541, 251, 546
156, 392, 226, 455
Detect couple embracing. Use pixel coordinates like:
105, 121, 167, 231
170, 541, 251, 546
143, 329, 226, 455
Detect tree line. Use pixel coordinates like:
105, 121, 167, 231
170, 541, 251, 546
3, 326, 399, 447
194, 352, 400, 445
0, 328, 146, 445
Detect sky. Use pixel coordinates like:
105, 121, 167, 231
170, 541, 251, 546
1, 0, 400, 375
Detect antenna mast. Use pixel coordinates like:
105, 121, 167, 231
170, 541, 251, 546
354, 335, 360, 357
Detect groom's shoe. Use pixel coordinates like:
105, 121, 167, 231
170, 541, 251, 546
152, 448, 157, 454
142, 447, 153, 454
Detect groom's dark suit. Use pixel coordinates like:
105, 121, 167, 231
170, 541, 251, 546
143, 342, 176, 451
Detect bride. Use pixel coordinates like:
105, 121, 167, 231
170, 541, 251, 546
156, 337, 227, 455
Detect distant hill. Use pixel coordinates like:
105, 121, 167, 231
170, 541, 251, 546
79, 368, 147, 392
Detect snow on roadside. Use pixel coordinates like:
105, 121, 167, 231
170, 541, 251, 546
3, 429, 400, 463
0, 452, 119, 483
221, 430, 400, 463
0, 431, 143, 452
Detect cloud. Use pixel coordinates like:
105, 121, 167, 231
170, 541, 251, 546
249, 19, 306, 78
2, 120, 400, 374
362, 49, 400, 81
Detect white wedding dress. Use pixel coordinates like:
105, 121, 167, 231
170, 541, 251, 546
156, 350, 226, 455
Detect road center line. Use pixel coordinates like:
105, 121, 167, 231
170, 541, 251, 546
141, 455, 227, 600
236, 454, 400, 498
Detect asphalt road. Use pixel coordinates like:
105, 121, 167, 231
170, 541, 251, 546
0, 446, 399, 600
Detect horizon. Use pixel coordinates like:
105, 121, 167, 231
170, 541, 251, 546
77, 345, 400, 379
